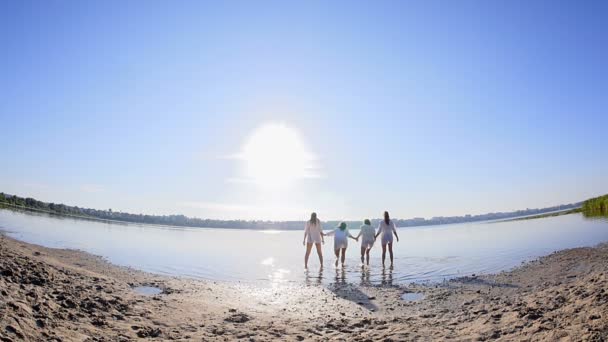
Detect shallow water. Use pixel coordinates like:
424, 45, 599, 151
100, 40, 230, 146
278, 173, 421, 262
401, 292, 425, 302
133, 286, 162, 296
1, 209, 607, 286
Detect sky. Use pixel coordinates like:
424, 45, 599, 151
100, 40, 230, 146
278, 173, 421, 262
1, 1, 607, 221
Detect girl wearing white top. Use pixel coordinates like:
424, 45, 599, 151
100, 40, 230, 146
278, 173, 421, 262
355, 219, 376, 265
303, 212, 324, 268
375, 211, 399, 267
325, 222, 358, 267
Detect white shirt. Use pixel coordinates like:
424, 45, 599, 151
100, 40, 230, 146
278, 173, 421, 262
378, 220, 396, 236
304, 220, 323, 244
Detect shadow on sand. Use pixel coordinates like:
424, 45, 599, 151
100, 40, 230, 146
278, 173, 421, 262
326, 268, 379, 312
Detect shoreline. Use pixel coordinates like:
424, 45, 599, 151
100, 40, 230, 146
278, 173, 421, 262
0, 203, 582, 232
500, 208, 582, 222
1, 234, 607, 340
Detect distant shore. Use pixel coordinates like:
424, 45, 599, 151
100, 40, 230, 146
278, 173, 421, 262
0, 200, 583, 231
1, 230, 607, 340
500, 207, 582, 222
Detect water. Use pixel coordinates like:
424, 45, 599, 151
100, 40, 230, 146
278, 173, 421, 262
133, 286, 162, 296
0, 209, 607, 286
401, 292, 425, 302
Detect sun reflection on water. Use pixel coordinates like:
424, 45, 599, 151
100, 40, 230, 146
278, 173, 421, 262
261, 257, 274, 266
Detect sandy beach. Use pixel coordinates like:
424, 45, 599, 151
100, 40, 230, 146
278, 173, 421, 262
1, 233, 607, 341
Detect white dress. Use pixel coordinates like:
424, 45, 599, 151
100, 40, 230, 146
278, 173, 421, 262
360, 224, 375, 249
333, 228, 349, 249
304, 220, 323, 244
378, 220, 396, 245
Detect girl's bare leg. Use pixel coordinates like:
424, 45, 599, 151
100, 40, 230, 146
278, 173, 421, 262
360, 246, 366, 264
388, 242, 394, 267
381, 244, 387, 267
315, 243, 323, 266
304, 243, 313, 268
334, 249, 340, 267
366, 248, 371, 265
340, 248, 346, 266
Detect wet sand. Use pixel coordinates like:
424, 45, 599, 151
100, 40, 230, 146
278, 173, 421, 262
0, 234, 607, 341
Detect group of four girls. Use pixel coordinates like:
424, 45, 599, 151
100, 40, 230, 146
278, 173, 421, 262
303, 211, 399, 268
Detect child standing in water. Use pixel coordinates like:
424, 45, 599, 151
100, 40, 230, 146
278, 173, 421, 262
355, 219, 376, 265
325, 222, 358, 267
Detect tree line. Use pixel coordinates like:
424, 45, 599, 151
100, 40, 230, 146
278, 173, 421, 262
0, 192, 585, 230
582, 194, 608, 218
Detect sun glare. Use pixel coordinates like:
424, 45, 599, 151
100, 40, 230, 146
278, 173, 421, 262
239, 123, 318, 188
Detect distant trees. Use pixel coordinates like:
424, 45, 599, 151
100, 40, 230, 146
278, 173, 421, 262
582, 195, 608, 218
0, 191, 590, 230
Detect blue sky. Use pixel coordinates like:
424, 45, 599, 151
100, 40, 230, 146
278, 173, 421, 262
1, 1, 607, 220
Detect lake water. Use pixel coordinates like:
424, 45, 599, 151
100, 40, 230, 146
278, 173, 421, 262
1, 209, 607, 286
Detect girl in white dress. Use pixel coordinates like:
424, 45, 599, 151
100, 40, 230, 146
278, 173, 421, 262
325, 222, 358, 267
375, 211, 399, 267
355, 219, 376, 265
303, 212, 324, 268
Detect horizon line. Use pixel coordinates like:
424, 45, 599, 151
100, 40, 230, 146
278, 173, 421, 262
0, 190, 584, 223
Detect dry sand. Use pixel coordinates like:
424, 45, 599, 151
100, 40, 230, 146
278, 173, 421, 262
1, 233, 607, 341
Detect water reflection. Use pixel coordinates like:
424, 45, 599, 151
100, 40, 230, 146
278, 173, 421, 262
381, 266, 393, 286
305, 268, 323, 286
261, 257, 274, 266
582, 211, 608, 222
335, 268, 347, 286
360, 267, 371, 286
268, 268, 290, 285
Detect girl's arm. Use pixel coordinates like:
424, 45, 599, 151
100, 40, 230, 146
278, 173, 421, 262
355, 231, 362, 239
321, 225, 325, 244
348, 231, 357, 240
325, 230, 335, 236
303, 223, 309, 245
393, 224, 399, 242
375, 224, 382, 239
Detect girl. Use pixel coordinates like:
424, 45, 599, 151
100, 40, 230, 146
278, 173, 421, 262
375, 211, 399, 267
325, 222, 358, 267
303, 212, 324, 269
355, 219, 376, 265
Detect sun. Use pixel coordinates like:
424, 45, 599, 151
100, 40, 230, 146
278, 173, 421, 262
239, 123, 318, 188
